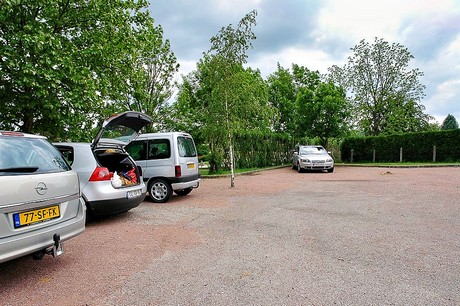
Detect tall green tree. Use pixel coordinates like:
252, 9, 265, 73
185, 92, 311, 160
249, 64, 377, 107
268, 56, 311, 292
201, 10, 268, 186
267, 63, 296, 133
0, 0, 166, 140
303, 82, 350, 149
291, 65, 321, 138
441, 114, 459, 130
328, 37, 430, 136
267, 64, 351, 147
124, 25, 179, 130
164, 75, 204, 136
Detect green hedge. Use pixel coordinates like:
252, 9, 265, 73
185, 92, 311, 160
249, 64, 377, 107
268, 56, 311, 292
341, 129, 460, 162
233, 132, 301, 168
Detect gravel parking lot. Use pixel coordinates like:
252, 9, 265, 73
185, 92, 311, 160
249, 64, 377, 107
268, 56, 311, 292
1, 166, 460, 305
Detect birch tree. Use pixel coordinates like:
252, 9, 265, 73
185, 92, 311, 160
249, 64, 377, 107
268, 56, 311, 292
202, 10, 260, 187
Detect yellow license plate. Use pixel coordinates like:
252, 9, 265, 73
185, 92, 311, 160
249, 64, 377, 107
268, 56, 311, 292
187, 163, 195, 169
13, 205, 60, 228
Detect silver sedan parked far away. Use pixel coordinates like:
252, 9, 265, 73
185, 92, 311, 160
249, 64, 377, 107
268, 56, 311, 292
292, 145, 334, 173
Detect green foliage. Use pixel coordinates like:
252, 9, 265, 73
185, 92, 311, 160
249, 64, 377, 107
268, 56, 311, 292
126, 25, 179, 130
233, 131, 296, 168
0, 0, 171, 140
341, 129, 460, 162
170, 10, 275, 176
441, 114, 459, 130
267, 64, 296, 133
328, 37, 431, 136
268, 64, 351, 148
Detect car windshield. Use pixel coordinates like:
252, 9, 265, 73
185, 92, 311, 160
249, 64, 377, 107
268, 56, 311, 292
299, 146, 326, 155
0, 136, 70, 175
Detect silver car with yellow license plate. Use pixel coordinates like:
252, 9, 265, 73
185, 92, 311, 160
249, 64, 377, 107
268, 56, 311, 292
292, 145, 334, 173
54, 111, 152, 217
0, 131, 86, 263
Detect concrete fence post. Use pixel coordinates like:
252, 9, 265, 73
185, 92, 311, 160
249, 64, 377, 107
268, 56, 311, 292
433, 146, 436, 162
400, 147, 403, 162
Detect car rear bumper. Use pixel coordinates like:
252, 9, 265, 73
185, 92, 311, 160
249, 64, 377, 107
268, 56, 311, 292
0, 198, 86, 264
86, 193, 146, 216
171, 179, 200, 191
170, 174, 201, 191
83, 181, 147, 215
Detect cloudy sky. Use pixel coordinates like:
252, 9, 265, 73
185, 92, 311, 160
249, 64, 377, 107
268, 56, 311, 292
148, 0, 460, 124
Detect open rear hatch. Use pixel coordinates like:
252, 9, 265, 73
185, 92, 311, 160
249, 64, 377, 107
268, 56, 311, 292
91, 111, 153, 150
91, 111, 152, 188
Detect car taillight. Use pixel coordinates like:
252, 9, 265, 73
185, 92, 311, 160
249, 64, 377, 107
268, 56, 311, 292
175, 165, 181, 178
89, 167, 112, 181
0, 131, 24, 136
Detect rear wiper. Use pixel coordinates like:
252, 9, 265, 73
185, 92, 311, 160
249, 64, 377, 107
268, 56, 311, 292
0, 167, 40, 173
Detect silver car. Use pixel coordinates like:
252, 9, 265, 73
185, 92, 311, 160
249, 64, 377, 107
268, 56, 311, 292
125, 132, 201, 203
54, 111, 152, 217
292, 145, 334, 173
0, 131, 86, 263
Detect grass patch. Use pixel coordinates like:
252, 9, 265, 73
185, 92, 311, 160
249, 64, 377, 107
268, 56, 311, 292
199, 165, 290, 177
200, 167, 261, 176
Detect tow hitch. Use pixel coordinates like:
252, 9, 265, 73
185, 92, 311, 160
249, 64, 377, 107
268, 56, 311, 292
50, 233, 64, 257
32, 234, 64, 260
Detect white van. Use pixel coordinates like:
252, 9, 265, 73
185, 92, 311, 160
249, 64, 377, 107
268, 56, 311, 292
125, 132, 200, 203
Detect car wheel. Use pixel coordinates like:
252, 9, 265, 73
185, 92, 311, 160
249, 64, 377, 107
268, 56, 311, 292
149, 179, 172, 203
292, 163, 297, 170
174, 187, 193, 196
297, 163, 303, 173
327, 167, 334, 173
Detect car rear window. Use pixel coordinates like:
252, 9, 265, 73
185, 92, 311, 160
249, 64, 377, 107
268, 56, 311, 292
0, 136, 70, 175
56, 146, 75, 166
178, 136, 197, 157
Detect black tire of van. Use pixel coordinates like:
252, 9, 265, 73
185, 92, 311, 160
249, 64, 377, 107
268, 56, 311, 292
148, 178, 173, 203
174, 188, 193, 196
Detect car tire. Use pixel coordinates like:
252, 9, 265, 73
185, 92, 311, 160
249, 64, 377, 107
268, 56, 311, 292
292, 163, 297, 170
149, 179, 172, 203
327, 167, 334, 173
174, 188, 193, 196
297, 163, 303, 173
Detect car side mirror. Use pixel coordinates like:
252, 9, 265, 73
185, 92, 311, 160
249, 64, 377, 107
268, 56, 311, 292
293, 152, 298, 156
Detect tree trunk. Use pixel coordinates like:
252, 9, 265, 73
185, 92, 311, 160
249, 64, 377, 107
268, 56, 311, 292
229, 136, 235, 188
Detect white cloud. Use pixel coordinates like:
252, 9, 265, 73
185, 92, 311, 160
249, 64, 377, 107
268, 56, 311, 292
315, 0, 457, 46
424, 79, 460, 123
151, 0, 460, 123
215, 0, 261, 16
176, 60, 197, 79
417, 34, 460, 123
248, 46, 339, 77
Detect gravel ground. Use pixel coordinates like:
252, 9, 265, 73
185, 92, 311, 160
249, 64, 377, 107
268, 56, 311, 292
1, 166, 460, 305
